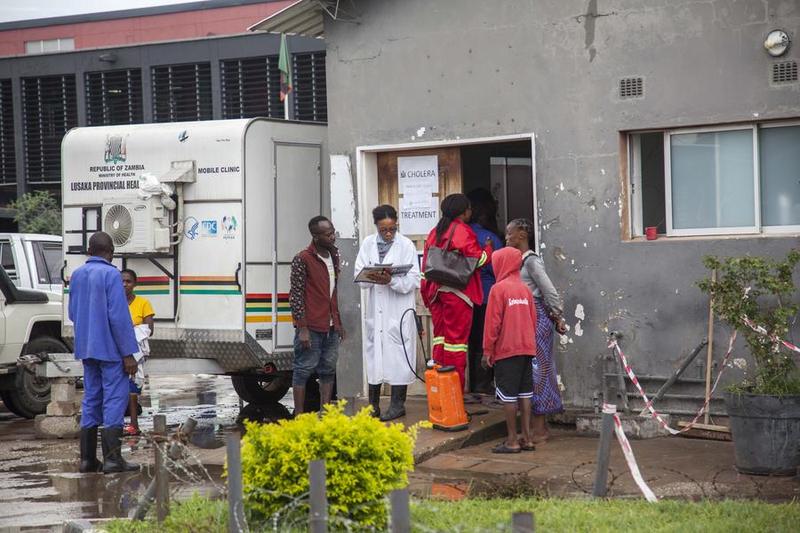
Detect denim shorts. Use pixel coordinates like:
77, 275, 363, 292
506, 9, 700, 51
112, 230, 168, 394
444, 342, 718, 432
128, 378, 142, 395
292, 328, 339, 386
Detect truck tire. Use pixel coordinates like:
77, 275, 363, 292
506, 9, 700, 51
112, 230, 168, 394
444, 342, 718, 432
6, 337, 70, 419
0, 389, 23, 417
231, 372, 291, 404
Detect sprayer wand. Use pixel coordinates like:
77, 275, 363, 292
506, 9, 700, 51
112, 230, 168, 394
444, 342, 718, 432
400, 307, 429, 383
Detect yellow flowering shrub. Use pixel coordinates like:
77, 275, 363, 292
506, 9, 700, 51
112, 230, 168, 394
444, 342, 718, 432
239, 401, 422, 528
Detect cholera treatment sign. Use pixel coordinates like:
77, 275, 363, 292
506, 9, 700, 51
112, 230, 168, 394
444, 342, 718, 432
397, 155, 439, 235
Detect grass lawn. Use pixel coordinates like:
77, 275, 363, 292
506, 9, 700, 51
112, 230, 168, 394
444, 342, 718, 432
412, 498, 800, 532
106, 495, 800, 532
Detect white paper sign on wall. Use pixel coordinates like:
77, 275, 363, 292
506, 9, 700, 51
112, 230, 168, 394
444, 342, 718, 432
399, 195, 439, 236
397, 155, 439, 236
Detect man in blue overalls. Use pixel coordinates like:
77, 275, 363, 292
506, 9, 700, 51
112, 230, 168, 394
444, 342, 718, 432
70, 232, 140, 473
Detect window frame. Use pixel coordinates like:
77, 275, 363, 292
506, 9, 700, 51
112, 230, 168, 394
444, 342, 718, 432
664, 123, 760, 237
757, 120, 800, 235
0, 239, 18, 282
24, 38, 75, 55
31, 241, 51, 285
628, 119, 800, 239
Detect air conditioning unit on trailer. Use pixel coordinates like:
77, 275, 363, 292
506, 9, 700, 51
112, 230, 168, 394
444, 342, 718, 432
102, 198, 170, 254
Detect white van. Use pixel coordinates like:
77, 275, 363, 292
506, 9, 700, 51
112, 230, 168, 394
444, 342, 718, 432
61, 118, 327, 405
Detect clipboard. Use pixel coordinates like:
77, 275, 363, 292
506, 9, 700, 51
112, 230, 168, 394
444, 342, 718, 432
355, 263, 413, 283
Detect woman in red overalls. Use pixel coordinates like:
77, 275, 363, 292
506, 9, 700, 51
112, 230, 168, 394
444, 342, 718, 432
421, 193, 493, 390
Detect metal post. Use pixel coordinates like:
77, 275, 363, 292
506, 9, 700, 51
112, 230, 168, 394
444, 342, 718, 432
153, 414, 169, 522
227, 432, 245, 533
592, 404, 616, 498
389, 488, 410, 533
704, 268, 716, 425
309, 460, 328, 533
614, 355, 630, 414
511, 512, 535, 533
131, 417, 198, 521
174, 418, 198, 453
639, 338, 708, 416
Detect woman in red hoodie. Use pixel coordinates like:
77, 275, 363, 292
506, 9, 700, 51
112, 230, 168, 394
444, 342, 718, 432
421, 194, 492, 390
482, 247, 537, 453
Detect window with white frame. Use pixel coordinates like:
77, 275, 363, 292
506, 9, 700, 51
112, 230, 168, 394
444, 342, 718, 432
629, 122, 800, 237
25, 38, 75, 55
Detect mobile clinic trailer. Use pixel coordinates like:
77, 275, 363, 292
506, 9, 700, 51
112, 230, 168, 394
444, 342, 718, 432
61, 118, 327, 403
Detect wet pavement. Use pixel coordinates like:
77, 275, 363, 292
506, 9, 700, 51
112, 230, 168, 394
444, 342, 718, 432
2, 377, 799, 530
413, 427, 800, 502
0, 374, 293, 530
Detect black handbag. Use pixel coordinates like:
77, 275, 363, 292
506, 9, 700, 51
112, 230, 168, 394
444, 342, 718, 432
424, 224, 479, 290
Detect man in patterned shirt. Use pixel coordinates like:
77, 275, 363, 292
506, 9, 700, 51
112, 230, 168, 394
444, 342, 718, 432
289, 216, 344, 414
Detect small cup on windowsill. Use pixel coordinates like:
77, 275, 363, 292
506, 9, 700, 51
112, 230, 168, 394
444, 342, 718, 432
645, 226, 658, 240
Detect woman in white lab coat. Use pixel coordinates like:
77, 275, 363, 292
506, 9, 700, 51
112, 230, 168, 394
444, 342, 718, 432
355, 204, 421, 421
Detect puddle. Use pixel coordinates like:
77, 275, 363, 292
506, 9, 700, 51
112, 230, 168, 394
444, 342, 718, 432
0, 374, 293, 529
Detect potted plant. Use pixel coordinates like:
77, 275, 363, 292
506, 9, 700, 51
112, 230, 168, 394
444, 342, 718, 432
698, 250, 800, 475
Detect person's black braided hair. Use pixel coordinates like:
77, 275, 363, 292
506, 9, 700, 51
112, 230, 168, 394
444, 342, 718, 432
435, 194, 470, 241
509, 217, 536, 251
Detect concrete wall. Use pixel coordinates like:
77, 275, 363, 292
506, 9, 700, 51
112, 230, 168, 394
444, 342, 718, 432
325, 0, 800, 407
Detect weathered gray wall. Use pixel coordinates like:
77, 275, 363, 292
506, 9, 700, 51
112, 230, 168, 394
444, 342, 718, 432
326, 0, 800, 407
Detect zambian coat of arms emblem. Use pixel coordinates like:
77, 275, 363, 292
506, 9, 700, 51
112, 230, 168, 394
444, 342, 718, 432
104, 135, 127, 164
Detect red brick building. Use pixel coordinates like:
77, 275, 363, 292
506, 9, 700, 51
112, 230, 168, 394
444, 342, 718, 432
0, 0, 325, 218
0, 0, 293, 57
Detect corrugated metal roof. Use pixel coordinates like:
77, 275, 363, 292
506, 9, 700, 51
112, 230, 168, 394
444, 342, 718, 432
248, 0, 325, 38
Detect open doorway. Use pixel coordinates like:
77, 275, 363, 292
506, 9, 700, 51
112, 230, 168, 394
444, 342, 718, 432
360, 137, 536, 250
461, 140, 535, 244
356, 133, 537, 396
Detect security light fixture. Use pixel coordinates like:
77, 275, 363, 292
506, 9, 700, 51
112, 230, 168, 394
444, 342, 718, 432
98, 53, 117, 63
764, 30, 790, 57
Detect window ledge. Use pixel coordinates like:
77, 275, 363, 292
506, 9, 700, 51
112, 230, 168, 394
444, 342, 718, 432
626, 233, 800, 243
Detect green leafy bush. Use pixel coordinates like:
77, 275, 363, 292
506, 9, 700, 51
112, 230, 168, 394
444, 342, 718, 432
239, 401, 421, 529
698, 250, 800, 395
9, 190, 61, 235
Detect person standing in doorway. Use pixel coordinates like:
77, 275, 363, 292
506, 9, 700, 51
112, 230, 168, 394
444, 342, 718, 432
355, 205, 421, 421
421, 193, 493, 391
69, 232, 140, 473
466, 188, 504, 396
121, 269, 155, 437
505, 218, 567, 443
290, 216, 344, 415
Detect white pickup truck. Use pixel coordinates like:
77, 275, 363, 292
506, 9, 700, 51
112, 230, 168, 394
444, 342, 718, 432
0, 233, 63, 292
0, 234, 67, 418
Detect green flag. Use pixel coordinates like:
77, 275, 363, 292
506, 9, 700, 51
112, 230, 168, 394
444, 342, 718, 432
278, 33, 292, 103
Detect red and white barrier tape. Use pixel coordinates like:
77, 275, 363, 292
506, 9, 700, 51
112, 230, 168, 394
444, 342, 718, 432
603, 403, 658, 502
742, 316, 800, 355
607, 331, 737, 435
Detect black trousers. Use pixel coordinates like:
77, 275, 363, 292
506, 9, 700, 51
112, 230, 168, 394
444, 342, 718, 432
467, 303, 494, 393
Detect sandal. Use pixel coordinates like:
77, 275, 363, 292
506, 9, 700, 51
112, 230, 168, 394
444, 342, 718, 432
464, 394, 482, 405
491, 443, 521, 454
518, 439, 536, 451
123, 424, 141, 437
